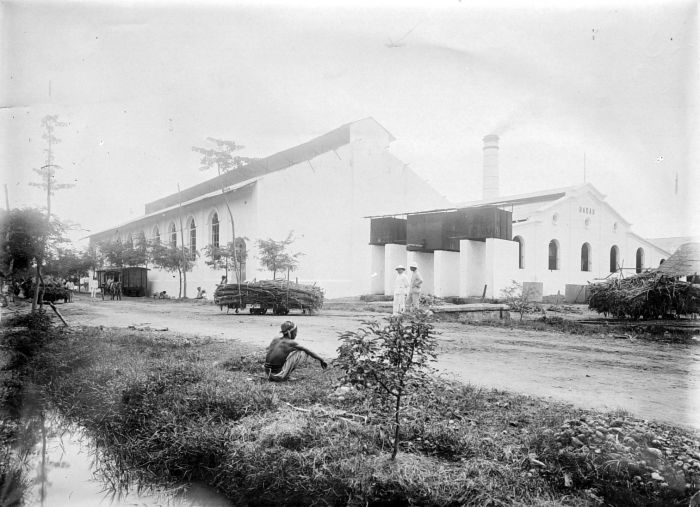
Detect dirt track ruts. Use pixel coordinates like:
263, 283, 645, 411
56, 296, 700, 430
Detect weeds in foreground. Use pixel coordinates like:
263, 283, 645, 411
2, 325, 698, 506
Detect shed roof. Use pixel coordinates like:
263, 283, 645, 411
657, 242, 700, 277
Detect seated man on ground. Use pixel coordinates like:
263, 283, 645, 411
264, 321, 327, 381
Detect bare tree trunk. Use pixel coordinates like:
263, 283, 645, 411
391, 392, 402, 460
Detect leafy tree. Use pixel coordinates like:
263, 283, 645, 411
202, 239, 247, 280
44, 247, 92, 280
500, 280, 540, 321
148, 241, 196, 298
336, 311, 438, 460
27, 115, 73, 311
256, 232, 302, 280
97, 236, 147, 268
192, 138, 254, 284
0, 208, 66, 279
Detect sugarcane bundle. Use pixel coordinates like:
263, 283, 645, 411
214, 279, 324, 311
25, 284, 71, 303
588, 271, 700, 319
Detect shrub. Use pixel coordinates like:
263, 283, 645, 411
500, 280, 540, 320
336, 310, 437, 460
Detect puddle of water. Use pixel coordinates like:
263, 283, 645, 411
17, 414, 231, 507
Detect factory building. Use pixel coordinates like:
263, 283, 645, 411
89, 118, 670, 300
369, 135, 670, 300
88, 118, 451, 298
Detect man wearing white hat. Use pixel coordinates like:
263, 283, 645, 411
407, 261, 423, 310
392, 265, 410, 315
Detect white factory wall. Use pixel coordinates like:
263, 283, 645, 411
92, 185, 259, 298
251, 119, 450, 298
509, 189, 668, 295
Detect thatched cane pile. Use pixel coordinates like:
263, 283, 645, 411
588, 271, 700, 319
214, 279, 324, 313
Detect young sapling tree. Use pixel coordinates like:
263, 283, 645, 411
336, 310, 437, 460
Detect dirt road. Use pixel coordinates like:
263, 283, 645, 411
56, 296, 700, 430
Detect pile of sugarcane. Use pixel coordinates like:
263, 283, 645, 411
588, 271, 700, 319
214, 279, 324, 313
25, 284, 71, 303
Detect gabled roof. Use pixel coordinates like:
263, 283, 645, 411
657, 242, 700, 277
455, 183, 604, 209
627, 231, 671, 256
453, 183, 632, 225
145, 117, 393, 214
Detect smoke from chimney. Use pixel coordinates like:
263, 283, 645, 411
482, 134, 499, 200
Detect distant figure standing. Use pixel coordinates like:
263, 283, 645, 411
392, 265, 410, 315
407, 262, 423, 310
89, 277, 98, 299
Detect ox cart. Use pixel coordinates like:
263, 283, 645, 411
96, 267, 149, 297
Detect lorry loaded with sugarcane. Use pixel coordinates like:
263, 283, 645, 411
214, 279, 324, 315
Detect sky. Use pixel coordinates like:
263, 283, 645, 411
1, 0, 698, 247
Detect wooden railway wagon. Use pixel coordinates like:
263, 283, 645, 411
96, 267, 149, 297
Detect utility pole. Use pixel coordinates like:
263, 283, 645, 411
4, 183, 8, 210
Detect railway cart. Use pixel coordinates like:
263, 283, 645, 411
96, 267, 149, 297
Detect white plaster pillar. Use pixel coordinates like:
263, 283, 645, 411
485, 238, 519, 299
407, 251, 434, 295
459, 240, 486, 298
433, 250, 460, 297
370, 245, 385, 295
384, 244, 407, 296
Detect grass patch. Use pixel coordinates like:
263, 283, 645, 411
4, 324, 699, 506
469, 315, 698, 342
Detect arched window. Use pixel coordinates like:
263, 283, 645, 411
169, 222, 177, 247
513, 236, 525, 269
188, 218, 197, 259
635, 247, 645, 273
660, 258, 665, 265
211, 212, 219, 248
234, 237, 247, 282
548, 239, 559, 270
610, 245, 620, 273
153, 225, 160, 244
581, 242, 591, 272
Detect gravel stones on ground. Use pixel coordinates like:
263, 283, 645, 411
551, 415, 699, 495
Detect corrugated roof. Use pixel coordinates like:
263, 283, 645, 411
657, 242, 700, 277
145, 118, 387, 214
89, 178, 259, 240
